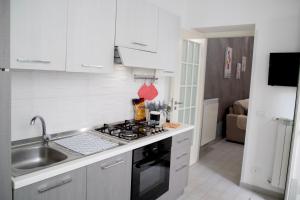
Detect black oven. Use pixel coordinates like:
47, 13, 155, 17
131, 138, 172, 200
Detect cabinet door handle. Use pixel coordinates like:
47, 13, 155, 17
132, 42, 148, 47
38, 176, 72, 193
177, 138, 189, 144
81, 64, 105, 68
176, 153, 188, 160
17, 59, 51, 64
175, 164, 187, 172
101, 160, 125, 170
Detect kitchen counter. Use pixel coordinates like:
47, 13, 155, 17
12, 124, 194, 189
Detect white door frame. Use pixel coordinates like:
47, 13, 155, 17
285, 74, 300, 200
189, 38, 207, 165
171, 29, 207, 165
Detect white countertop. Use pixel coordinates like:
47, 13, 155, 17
12, 124, 194, 189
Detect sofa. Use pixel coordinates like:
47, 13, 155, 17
226, 99, 249, 143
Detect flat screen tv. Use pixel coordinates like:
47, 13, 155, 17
268, 52, 300, 87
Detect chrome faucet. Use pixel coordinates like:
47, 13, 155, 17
30, 116, 50, 145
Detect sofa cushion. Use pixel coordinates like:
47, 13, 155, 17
236, 115, 247, 130
233, 99, 249, 115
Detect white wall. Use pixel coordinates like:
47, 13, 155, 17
147, 0, 187, 24
11, 68, 170, 141
183, 0, 300, 193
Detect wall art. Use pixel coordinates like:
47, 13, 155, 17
236, 63, 242, 79
242, 56, 247, 72
224, 47, 233, 78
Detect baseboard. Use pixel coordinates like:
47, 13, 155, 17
240, 182, 284, 199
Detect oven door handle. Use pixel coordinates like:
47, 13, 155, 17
136, 159, 158, 168
135, 153, 169, 168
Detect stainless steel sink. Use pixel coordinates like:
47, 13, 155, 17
11, 142, 82, 177
11, 131, 123, 177
12, 146, 67, 170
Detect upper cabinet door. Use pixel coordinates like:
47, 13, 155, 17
11, 0, 68, 71
66, 0, 116, 73
115, 0, 159, 53
157, 10, 180, 73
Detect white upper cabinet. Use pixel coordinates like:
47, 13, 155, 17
66, 0, 116, 73
115, 0, 159, 53
157, 10, 180, 73
11, 0, 68, 71
10, 0, 180, 73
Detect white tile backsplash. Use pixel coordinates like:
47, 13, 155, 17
11, 67, 170, 141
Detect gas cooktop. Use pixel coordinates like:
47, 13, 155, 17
94, 120, 167, 141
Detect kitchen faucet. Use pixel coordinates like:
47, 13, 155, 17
30, 116, 50, 145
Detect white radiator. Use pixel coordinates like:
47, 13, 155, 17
271, 118, 293, 190
201, 98, 219, 146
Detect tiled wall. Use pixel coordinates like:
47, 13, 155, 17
11, 67, 170, 141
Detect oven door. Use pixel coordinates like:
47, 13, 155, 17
131, 142, 171, 200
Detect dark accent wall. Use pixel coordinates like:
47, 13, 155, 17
204, 37, 254, 123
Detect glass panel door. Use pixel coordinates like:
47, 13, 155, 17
177, 40, 200, 125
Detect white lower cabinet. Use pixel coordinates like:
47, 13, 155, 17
13, 152, 132, 200
87, 151, 132, 200
158, 130, 193, 200
13, 132, 192, 200
169, 131, 193, 199
13, 168, 86, 200
168, 147, 191, 200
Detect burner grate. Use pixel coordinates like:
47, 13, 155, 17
94, 120, 166, 141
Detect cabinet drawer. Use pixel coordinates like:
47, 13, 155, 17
14, 168, 86, 200
171, 144, 191, 168
169, 160, 189, 200
172, 130, 193, 149
94, 151, 131, 170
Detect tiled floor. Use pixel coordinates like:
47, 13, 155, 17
178, 140, 278, 200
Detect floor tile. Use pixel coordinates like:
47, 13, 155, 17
179, 140, 280, 200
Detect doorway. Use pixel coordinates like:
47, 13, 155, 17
200, 36, 254, 185
173, 25, 300, 200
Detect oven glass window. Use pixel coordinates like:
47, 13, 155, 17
139, 165, 167, 196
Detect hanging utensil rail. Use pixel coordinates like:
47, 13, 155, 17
134, 75, 158, 81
